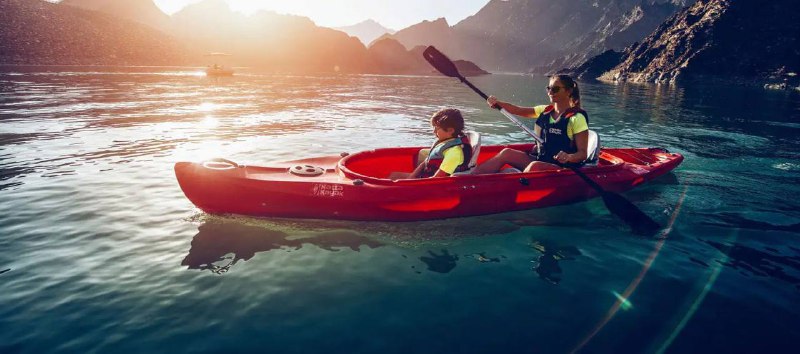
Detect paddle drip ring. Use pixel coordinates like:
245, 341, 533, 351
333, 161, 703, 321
289, 164, 325, 177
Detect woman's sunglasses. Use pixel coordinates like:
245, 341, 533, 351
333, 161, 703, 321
545, 85, 563, 93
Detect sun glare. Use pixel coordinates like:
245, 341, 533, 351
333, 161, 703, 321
201, 115, 219, 129
226, 0, 279, 15
196, 102, 217, 112
225, 0, 360, 27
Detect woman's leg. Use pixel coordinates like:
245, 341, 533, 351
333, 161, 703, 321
471, 148, 534, 174
523, 161, 560, 172
388, 171, 411, 179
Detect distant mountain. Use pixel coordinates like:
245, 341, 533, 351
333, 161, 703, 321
335, 19, 395, 46
5, 0, 487, 75
578, 0, 800, 88
59, 0, 171, 32
386, 0, 694, 73
0, 0, 188, 65
367, 38, 424, 74
166, 0, 488, 74
365, 39, 488, 76
377, 18, 452, 49
169, 0, 372, 73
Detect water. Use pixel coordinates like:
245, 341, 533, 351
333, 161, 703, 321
1, 66, 799, 353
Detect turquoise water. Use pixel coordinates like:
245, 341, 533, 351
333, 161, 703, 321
1, 67, 799, 353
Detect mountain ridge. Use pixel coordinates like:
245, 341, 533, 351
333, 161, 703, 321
1, 0, 188, 65
562, 0, 799, 89
334, 19, 395, 46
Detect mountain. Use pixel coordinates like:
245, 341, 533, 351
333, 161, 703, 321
580, 0, 800, 87
377, 18, 452, 49
0, 0, 188, 65
169, 0, 372, 73
367, 38, 424, 74
6, 0, 487, 75
59, 0, 171, 32
166, 0, 487, 74
364, 39, 488, 76
537, 1, 683, 73
335, 19, 395, 46
386, 0, 694, 73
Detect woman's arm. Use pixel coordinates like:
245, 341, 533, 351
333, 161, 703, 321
487, 96, 538, 118
554, 130, 589, 163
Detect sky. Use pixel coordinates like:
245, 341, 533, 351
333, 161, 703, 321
153, 0, 492, 30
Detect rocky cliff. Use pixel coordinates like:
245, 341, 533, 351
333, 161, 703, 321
60, 0, 172, 32
0, 0, 188, 65
584, 0, 800, 87
386, 0, 694, 73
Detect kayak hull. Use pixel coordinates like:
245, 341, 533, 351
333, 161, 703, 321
174, 144, 683, 221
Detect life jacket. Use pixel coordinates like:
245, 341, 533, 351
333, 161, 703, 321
421, 135, 473, 177
534, 105, 589, 163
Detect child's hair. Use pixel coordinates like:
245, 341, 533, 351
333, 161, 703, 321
552, 74, 581, 108
430, 108, 465, 136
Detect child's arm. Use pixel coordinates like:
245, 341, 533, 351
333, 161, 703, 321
431, 169, 450, 178
408, 162, 426, 178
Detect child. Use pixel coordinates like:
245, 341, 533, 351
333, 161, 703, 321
390, 108, 472, 179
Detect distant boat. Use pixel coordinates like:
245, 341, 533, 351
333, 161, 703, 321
205, 53, 234, 76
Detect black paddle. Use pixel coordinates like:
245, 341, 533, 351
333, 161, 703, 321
423, 46, 660, 234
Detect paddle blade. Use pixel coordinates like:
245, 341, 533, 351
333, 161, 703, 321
423, 46, 461, 78
601, 191, 661, 235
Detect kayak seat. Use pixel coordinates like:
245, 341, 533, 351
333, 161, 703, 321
464, 131, 481, 169
585, 129, 600, 166
496, 130, 599, 172
451, 131, 481, 176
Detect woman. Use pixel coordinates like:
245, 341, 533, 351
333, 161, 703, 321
471, 74, 590, 174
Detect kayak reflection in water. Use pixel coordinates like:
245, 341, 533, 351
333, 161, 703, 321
389, 108, 473, 179
471, 74, 592, 174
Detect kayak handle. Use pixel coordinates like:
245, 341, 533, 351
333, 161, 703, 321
204, 158, 241, 169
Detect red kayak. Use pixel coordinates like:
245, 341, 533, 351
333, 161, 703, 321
174, 143, 682, 221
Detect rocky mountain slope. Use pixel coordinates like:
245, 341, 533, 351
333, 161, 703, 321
0, 0, 188, 65
60, 0, 172, 32
386, 0, 694, 73
572, 0, 800, 87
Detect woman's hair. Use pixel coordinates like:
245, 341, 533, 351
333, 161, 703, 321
431, 108, 465, 136
552, 74, 581, 108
